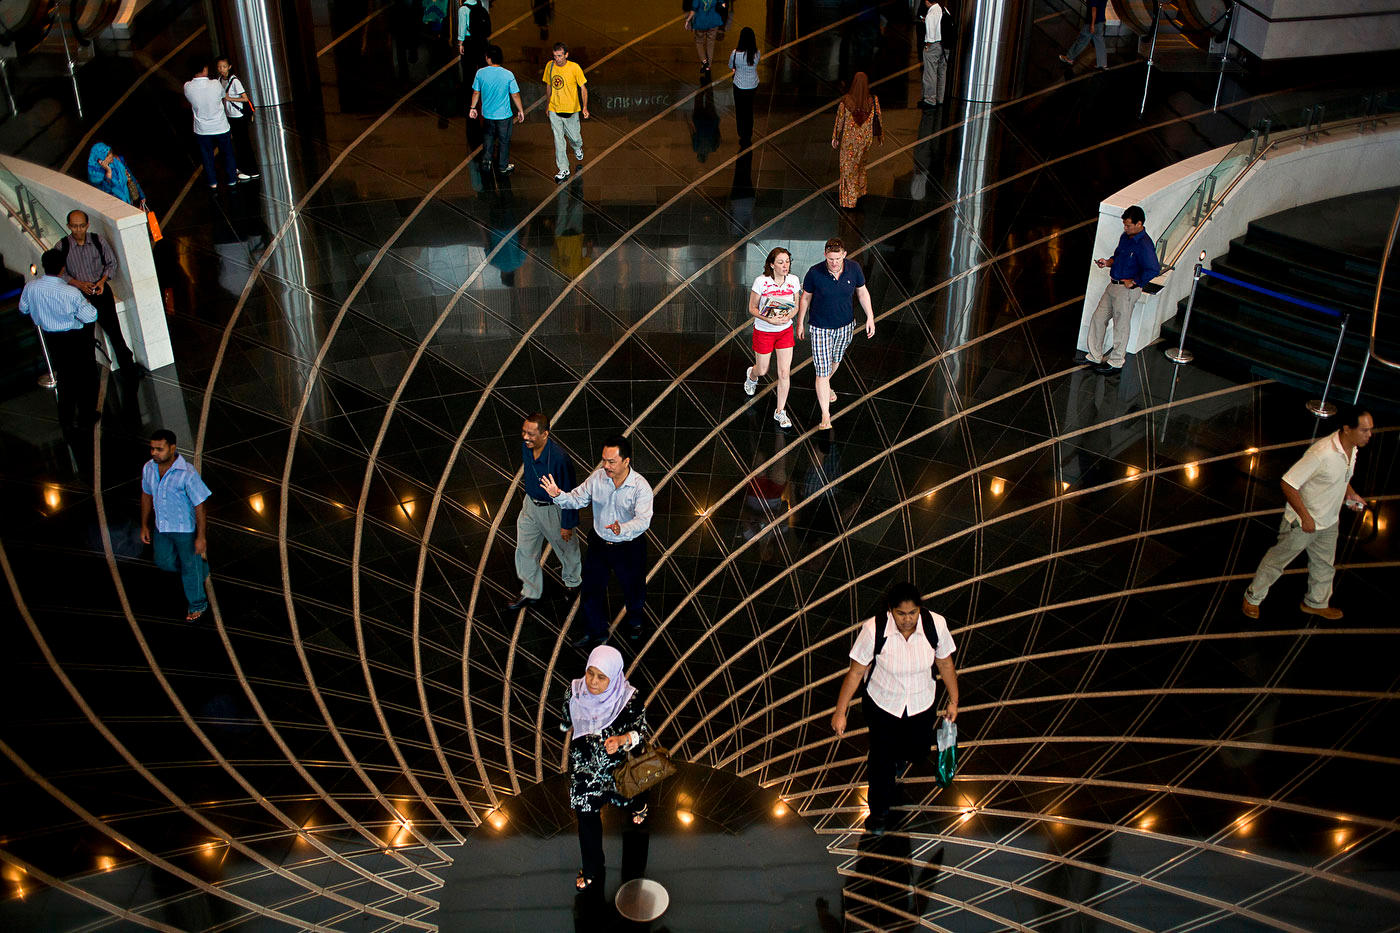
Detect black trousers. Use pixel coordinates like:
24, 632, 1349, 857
581, 530, 647, 637
864, 700, 937, 818
45, 325, 98, 429
88, 285, 134, 370
229, 115, 258, 172
732, 86, 755, 143
576, 791, 649, 881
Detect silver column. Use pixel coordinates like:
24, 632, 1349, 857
224, 0, 294, 106
959, 0, 1032, 103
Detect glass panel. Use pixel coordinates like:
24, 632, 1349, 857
0, 159, 67, 250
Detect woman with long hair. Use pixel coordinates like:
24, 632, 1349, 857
728, 26, 759, 144
742, 246, 799, 429
831, 72, 883, 209
561, 645, 651, 891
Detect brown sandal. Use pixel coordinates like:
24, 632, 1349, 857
575, 870, 595, 891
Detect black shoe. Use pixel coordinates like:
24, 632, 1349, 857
625, 623, 642, 642
571, 631, 604, 650
895, 759, 911, 780
1090, 362, 1118, 376
480, 160, 492, 172
507, 595, 541, 611
559, 586, 580, 602
917, 100, 937, 109
864, 812, 888, 836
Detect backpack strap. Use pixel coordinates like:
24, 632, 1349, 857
864, 608, 944, 684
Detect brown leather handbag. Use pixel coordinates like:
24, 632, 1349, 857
613, 741, 677, 798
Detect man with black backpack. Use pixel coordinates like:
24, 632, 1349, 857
918, 0, 954, 109
60, 210, 141, 377
831, 582, 959, 835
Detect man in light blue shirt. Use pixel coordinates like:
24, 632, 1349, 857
141, 429, 213, 621
541, 434, 654, 648
19, 248, 99, 431
469, 45, 524, 174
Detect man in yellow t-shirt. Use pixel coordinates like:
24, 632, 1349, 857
543, 42, 589, 182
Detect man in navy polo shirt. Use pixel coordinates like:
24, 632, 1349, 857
1086, 204, 1160, 375
797, 237, 876, 429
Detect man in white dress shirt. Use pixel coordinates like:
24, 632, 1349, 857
541, 434, 654, 649
183, 58, 238, 189
1242, 408, 1373, 621
831, 582, 959, 835
918, 0, 949, 109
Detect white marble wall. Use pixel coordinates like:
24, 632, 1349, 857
1234, 0, 1400, 60
1078, 124, 1400, 357
0, 154, 172, 370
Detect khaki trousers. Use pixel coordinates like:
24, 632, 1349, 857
1245, 516, 1340, 609
515, 497, 582, 599
1086, 282, 1141, 368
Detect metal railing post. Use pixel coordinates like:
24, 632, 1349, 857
1307, 313, 1348, 417
1203, 174, 1218, 213
57, 1, 84, 119
1213, 2, 1236, 112
0, 58, 16, 117
32, 324, 58, 390
1260, 117, 1272, 149
1140, 0, 1162, 117
1166, 250, 1207, 365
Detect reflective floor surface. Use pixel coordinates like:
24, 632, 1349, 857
1, 1, 1398, 930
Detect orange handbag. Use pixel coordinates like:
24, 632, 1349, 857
147, 210, 163, 243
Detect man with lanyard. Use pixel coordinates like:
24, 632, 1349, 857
918, 0, 949, 109
509, 412, 583, 611
1242, 407, 1374, 621
540, 434, 653, 650
1085, 204, 1160, 376
60, 210, 141, 378
141, 429, 213, 622
19, 248, 100, 431
543, 42, 589, 182
797, 237, 877, 430
831, 582, 959, 835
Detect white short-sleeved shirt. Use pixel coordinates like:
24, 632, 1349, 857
1281, 431, 1357, 530
221, 75, 248, 120
850, 611, 956, 717
184, 76, 231, 135
751, 273, 800, 334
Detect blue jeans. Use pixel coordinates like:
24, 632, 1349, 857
153, 531, 210, 613
196, 131, 238, 186
1066, 21, 1107, 68
483, 116, 514, 165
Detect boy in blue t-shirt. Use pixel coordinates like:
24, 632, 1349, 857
469, 45, 525, 174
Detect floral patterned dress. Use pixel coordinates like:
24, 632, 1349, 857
561, 693, 651, 812
833, 96, 882, 208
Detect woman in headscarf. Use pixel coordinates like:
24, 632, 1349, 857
86, 143, 147, 211
831, 72, 883, 209
560, 644, 650, 891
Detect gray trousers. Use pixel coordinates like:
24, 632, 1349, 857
548, 111, 583, 174
1245, 517, 1340, 609
1085, 282, 1140, 368
1066, 21, 1107, 68
515, 497, 583, 599
921, 43, 948, 104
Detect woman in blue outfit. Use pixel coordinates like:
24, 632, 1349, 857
561, 645, 651, 892
87, 143, 147, 211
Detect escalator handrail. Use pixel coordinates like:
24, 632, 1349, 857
1364, 195, 1400, 374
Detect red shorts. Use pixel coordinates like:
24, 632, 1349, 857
752, 326, 794, 354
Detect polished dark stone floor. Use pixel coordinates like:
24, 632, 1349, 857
1, 1, 1398, 930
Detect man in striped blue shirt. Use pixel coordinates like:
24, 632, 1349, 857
19, 249, 99, 431
141, 429, 213, 621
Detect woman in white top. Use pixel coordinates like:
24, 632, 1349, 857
742, 246, 799, 429
728, 26, 759, 144
831, 582, 959, 835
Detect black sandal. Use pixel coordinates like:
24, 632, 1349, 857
576, 870, 595, 891
631, 804, 648, 825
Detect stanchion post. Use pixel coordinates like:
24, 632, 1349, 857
1307, 313, 1348, 417
1166, 250, 1206, 365
1140, 0, 1162, 117
1212, 2, 1236, 112
32, 324, 58, 390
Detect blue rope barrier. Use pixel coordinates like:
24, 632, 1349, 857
1199, 268, 1342, 319
0, 287, 22, 301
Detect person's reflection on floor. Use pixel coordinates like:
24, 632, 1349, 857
738, 427, 797, 561
729, 149, 755, 233
814, 895, 842, 932
910, 107, 945, 201
691, 83, 721, 164
796, 432, 846, 538
487, 178, 524, 288
553, 177, 589, 330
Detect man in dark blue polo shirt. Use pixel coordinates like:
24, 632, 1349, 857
510, 412, 582, 610
797, 237, 876, 429
1086, 205, 1160, 375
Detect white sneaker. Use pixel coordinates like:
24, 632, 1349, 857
574, 150, 584, 164
742, 367, 757, 396
773, 409, 792, 429
554, 169, 571, 182
236, 172, 253, 181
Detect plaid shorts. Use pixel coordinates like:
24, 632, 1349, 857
810, 323, 854, 377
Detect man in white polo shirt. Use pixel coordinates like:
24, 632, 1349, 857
183, 58, 238, 189
918, 0, 950, 109
1242, 408, 1374, 621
